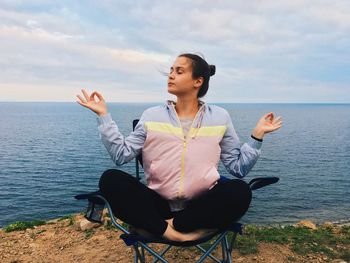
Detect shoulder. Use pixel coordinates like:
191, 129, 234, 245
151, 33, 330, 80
205, 104, 230, 118
143, 105, 166, 115
141, 104, 168, 120
200, 103, 231, 126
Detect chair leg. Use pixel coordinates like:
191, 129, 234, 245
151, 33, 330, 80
141, 245, 145, 262
137, 242, 169, 263
134, 247, 138, 263
133, 244, 138, 263
224, 235, 232, 263
228, 232, 238, 254
222, 231, 239, 263
134, 243, 145, 263
152, 245, 172, 263
221, 238, 228, 262
196, 233, 226, 263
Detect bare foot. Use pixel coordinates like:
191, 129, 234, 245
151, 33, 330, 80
131, 219, 218, 242
162, 221, 217, 242
165, 218, 174, 228
181, 228, 217, 241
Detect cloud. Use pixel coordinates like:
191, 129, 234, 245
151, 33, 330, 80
0, 0, 349, 102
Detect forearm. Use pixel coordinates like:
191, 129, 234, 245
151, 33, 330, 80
221, 135, 262, 178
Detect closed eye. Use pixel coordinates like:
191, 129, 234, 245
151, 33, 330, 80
170, 66, 185, 74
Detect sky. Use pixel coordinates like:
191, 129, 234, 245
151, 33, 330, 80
0, 0, 349, 103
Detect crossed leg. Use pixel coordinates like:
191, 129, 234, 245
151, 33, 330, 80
99, 169, 252, 242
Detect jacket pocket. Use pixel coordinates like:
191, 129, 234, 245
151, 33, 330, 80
149, 160, 163, 184
205, 166, 220, 190
149, 160, 156, 181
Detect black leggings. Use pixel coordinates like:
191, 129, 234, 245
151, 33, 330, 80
99, 169, 252, 237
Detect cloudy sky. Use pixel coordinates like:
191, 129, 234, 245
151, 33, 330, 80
1, 0, 349, 103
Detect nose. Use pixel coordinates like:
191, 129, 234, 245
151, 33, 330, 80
168, 71, 175, 80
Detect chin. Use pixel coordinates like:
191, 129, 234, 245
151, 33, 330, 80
167, 88, 177, 96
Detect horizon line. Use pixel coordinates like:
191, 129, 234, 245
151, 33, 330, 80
0, 101, 349, 104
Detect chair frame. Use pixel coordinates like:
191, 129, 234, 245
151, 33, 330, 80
76, 190, 242, 263
75, 119, 279, 263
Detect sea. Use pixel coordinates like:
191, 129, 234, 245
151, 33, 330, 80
0, 102, 349, 228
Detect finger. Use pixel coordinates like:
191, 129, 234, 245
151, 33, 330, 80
273, 121, 282, 127
95, 91, 105, 101
274, 122, 282, 127
76, 94, 86, 103
76, 100, 88, 108
274, 116, 282, 121
89, 92, 97, 102
92, 91, 105, 101
266, 124, 282, 133
272, 116, 282, 124
274, 121, 282, 126
81, 89, 90, 101
264, 112, 274, 120
273, 124, 282, 130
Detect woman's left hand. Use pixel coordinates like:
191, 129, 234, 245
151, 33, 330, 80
252, 112, 282, 139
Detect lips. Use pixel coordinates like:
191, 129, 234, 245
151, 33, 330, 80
168, 82, 175, 86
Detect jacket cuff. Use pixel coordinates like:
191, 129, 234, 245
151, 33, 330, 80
96, 113, 113, 126
247, 136, 262, 150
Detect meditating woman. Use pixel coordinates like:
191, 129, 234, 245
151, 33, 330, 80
76, 53, 282, 242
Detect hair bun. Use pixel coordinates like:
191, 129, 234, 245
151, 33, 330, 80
209, 65, 216, 76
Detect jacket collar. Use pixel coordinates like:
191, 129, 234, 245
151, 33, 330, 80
165, 99, 206, 137
166, 99, 206, 109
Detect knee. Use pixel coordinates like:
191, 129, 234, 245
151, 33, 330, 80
98, 169, 131, 190
236, 179, 252, 200
223, 179, 252, 204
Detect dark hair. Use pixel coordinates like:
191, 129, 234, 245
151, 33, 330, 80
178, 53, 216, 98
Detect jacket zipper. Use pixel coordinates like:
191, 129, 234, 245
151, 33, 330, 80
171, 102, 204, 198
179, 139, 187, 198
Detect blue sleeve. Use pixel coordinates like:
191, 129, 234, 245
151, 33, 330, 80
219, 110, 262, 178
96, 112, 147, 165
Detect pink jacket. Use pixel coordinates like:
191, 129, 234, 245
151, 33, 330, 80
97, 100, 262, 201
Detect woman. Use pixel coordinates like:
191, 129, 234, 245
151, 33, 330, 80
76, 53, 282, 242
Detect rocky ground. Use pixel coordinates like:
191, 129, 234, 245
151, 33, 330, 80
0, 213, 349, 263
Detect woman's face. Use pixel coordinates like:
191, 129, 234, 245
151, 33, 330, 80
167, 56, 202, 98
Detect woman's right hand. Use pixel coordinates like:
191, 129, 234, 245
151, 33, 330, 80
76, 89, 108, 116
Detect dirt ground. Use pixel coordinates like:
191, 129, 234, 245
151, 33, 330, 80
0, 214, 347, 263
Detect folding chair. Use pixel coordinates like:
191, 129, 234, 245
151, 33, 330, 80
75, 119, 279, 263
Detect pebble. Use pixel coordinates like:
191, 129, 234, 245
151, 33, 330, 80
321, 221, 333, 228
296, 220, 317, 230
78, 218, 101, 231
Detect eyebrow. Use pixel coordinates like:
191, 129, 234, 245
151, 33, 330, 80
170, 66, 186, 70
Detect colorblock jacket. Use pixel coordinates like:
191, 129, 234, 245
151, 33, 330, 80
96, 100, 262, 201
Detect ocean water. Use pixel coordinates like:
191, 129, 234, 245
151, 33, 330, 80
0, 102, 349, 227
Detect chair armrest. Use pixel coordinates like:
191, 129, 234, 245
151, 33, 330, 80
248, 177, 279, 191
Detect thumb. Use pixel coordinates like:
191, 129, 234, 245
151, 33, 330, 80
91, 91, 105, 102
264, 112, 274, 120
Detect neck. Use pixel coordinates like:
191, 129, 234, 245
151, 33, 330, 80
174, 96, 200, 119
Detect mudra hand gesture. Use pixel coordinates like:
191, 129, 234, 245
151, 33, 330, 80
76, 89, 108, 116
252, 112, 283, 139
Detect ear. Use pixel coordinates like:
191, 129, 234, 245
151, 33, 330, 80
193, 77, 203, 88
